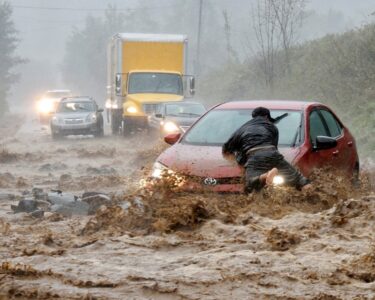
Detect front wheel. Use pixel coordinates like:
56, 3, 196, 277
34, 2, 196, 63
51, 130, 62, 140
122, 119, 133, 137
111, 110, 122, 135
352, 162, 360, 188
94, 125, 104, 137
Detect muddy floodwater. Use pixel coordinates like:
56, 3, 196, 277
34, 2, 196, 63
0, 115, 374, 299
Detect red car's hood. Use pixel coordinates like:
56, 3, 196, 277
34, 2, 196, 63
157, 143, 300, 178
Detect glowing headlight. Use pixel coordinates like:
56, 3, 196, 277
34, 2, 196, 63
105, 100, 112, 109
112, 103, 119, 109
52, 116, 63, 124
163, 121, 179, 133
37, 99, 54, 114
151, 162, 173, 179
273, 175, 285, 186
126, 106, 137, 114
86, 113, 97, 123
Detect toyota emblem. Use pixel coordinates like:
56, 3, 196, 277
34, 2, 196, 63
203, 177, 217, 186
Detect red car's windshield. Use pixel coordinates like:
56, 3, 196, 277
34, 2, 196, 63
182, 109, 302, 146
165, 103, 206, 117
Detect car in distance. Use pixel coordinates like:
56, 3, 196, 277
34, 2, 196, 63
152, 100, 359, 192
50, 97, 104, 139
148, 101, 206, 136
37, 90, 72, 123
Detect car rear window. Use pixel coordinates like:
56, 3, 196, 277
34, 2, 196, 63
182, 109, 302, 146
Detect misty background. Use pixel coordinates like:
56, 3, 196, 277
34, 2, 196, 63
7, 0, 375, 107
1, 0, 374, 155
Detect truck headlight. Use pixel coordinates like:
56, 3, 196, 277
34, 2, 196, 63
273, 175, 285, 186
151, 162, 173, 179
126, 106, 137, 114
163, 121, 179, 133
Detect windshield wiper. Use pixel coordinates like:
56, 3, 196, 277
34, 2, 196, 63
178, 112, 201, 117
76, 106, 90, 111
273, 113, 289, 124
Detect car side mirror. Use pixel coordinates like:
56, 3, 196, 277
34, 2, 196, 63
314, 136, 337, 151
97, 108, 104, 113
189, 76, 195, 96
155, 113, 163, 118
164, 133, 181, 145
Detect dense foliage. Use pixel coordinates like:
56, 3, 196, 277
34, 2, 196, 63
201, 23, 375, 156
0, 2, 22, 116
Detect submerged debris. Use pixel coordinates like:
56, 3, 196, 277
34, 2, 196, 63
82, 192, 111, 215
11, 199, 38, 213
9, 189, 113, 217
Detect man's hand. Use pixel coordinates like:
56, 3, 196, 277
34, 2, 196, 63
222, 151, 235, 161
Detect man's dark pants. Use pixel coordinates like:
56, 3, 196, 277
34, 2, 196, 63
245, 149, 308, 193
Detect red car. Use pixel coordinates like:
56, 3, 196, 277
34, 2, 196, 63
152, 100, 359, 192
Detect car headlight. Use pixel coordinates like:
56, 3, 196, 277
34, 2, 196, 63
105, 100, 112, 109
86, 113, 97, 123
52, 116, 63, 124
273, 175, 285, 186
38, 99, 54, 114
163, 121, 179, 133
151, 162, 173, 179
126, 106, 137, 114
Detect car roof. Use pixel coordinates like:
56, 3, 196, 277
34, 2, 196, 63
216, 100, 322, 110
61, 97, 94, 102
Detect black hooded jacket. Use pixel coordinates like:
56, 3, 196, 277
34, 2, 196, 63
222, 116, 279, 166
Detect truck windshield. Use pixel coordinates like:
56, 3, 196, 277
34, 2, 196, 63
182, 109, 302, 146
128, 73, 183, 95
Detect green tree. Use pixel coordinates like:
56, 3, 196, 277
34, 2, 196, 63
0, 2, 23, 116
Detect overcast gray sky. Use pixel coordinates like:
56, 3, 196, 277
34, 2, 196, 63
9, 0, 375, 63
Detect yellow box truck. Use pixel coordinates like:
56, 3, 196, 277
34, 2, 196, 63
106, 33, 195, 135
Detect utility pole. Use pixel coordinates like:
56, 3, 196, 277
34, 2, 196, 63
196, 0, 203, 76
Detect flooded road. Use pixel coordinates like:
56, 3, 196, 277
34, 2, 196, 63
0, 114, 374, 299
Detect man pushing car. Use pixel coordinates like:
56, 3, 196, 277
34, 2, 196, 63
222, 107, 312, 193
